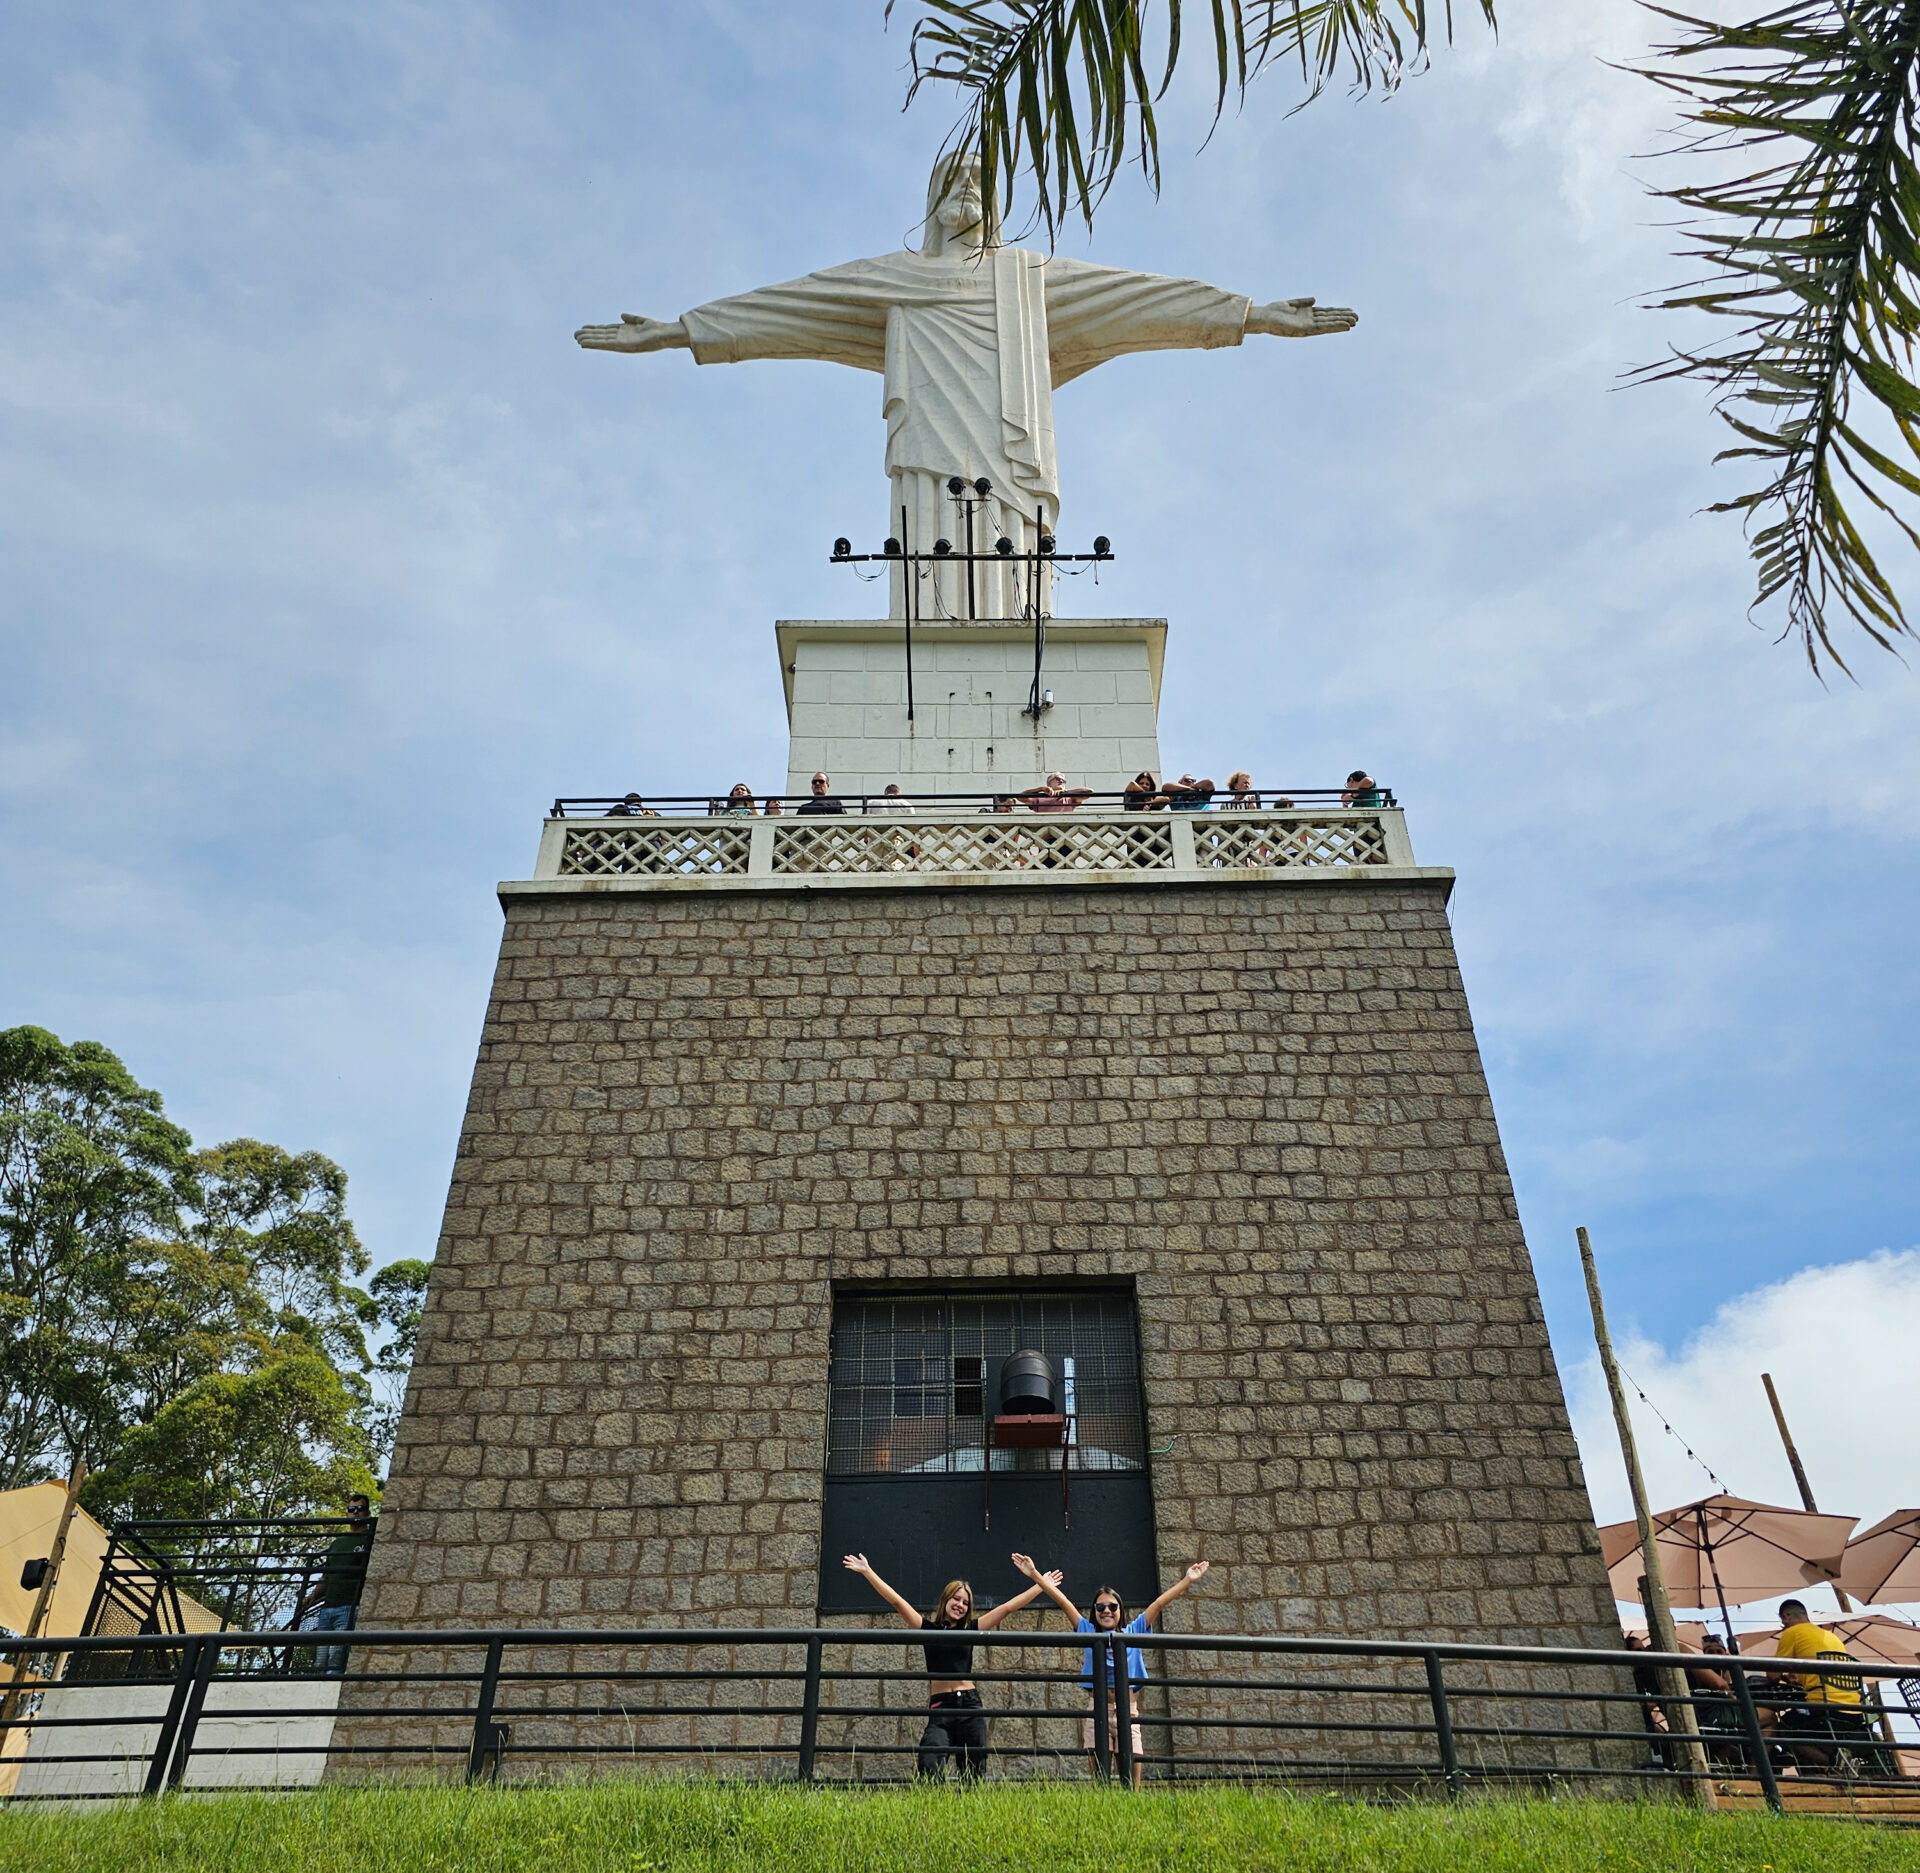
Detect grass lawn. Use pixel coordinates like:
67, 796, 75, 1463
1, 1782, 1917, 1873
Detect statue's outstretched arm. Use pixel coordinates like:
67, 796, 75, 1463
575, 313, 692, 354
1246, 297, 1357, 339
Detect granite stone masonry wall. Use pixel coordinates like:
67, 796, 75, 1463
338, 880, 1623, 1776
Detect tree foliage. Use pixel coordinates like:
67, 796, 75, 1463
1637, 1, 1920, 672
892, 1, 1496, 240
0, 1025, 197, 1489
0, 1025, 428, 1518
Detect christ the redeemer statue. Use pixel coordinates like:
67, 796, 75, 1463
577, 156, 1356, 619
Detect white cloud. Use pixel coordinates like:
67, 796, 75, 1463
1568, 1250, 1920, 1624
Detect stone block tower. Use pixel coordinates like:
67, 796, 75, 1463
353, 156, 1625, 1754
358, 603, 1619, 1660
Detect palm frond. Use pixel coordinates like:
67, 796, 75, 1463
1636, 0, 1920, 670
889, 1, 1497, 240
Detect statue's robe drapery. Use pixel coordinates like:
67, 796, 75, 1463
681, 248, 1250, 618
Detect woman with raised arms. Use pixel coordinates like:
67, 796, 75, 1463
842, 1549, 1060, 1781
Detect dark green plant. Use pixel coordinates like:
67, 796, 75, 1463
1, 1024, 426, 1517
891, 2, 1496, 240
1636, 0, 1920, 671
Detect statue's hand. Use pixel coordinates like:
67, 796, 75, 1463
1248, 296, 1358, 339
574, 313, 691, 354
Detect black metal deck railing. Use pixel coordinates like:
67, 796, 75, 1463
3, 1627, 1914, 1814
548, 788, 1396, 818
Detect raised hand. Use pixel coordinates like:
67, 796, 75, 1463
1185, 1559, 1210, 1584
1010, 1551, 1039, 1579
1042, 1569, 1064, 1590
574, 313, 692, 353
1247, 296, 1358, 339
842, 1552, 872, 1575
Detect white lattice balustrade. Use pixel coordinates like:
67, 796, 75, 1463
556, 821, 755, 877
543, 811, 1418, 888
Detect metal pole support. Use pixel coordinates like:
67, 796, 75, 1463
143, 1638, 203, 1798
1425, 1650, 1464, 1798
466, 1637, 506, 1785
1114, 1637, 1135, 1787
1729, 1661, 1784, 1815
1090, 1632, 1111, 1782
797, 1636, 823, 1782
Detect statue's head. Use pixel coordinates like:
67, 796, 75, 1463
921, 153, 994, 256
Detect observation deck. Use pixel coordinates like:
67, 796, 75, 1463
504, 789, 1453, 901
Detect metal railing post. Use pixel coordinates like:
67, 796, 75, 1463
797, 1636, 823, 1782
1425, 1650, 1463, 1798
165, 1635, 220, 1792
1113, 1635, 1135, 1787
143, 1638, 204, 1797
466, 1637, 506, 1785
1728, 1660, 1784, 1815
1089, 1629, 1111, 1782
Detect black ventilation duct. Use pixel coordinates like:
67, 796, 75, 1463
999, 1349, 1058, 1416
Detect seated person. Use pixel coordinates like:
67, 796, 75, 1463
1688, 1633, 1748, 1762
1123, 771, 1165, 812
1759, 1599, 1874, 1770
1162, 774, 1216, 810
797, 771, 846, 815
1018, 772, 1092, 812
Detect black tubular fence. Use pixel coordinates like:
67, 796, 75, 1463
548, 787, 1396, 818
2, 1628, 1915, 1812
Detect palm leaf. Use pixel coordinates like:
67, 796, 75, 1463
889, 1, 1497, 239
1636, 0, 1920, 670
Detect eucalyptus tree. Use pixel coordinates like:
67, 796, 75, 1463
896, 0, 1920, 668
0, 1025, 415, 1517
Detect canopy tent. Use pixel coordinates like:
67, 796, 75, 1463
1599, 1494, 1857, 1642
1839, 1509, 1920, 1607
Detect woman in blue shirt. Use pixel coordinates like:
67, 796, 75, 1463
1016, 1555, 1209, 1784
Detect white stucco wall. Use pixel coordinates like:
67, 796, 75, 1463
777, 618, 1165, 799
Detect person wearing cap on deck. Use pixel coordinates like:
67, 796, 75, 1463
1017, 773, 1092, 811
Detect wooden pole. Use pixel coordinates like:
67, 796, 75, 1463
1760, 1372, 1852, 1612
1578, 1227, 1712, 1799
1760, 1371, 1904, 1762
0, 1458, 87, 1749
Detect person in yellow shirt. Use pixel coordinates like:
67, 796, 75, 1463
1760, 1598, 1871, 1770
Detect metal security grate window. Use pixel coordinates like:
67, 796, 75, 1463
826, 1291, 1145, 1477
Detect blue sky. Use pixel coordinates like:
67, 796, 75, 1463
3, 1, 1916, 1551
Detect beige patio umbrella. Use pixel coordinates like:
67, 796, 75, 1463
1598, 1494, 1857, 1643
1838, 1509, 1920, 1606
1739, 1614, 1920, 1669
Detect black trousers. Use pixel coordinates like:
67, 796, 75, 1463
918, 1690, 988, 1779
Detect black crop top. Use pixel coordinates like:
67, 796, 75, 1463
922, 1622, 977, 1677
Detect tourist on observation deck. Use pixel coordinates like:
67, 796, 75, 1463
1123, 771, 1165, 811
863, 783, 916, 814
1018, 772, 1092, 811
1163, 774, 1215, 810
721, 783, 757, 816
1342, 771, 1383, 808
798, 771, 846, 814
